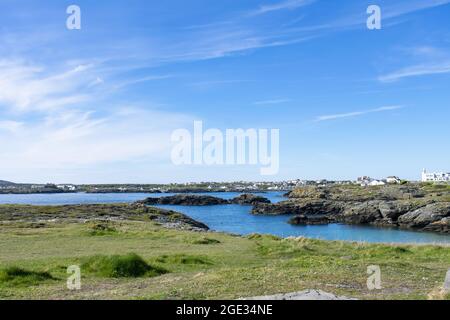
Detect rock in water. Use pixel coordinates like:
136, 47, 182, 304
252, 200, 343, 216
230, 194, 271, 205
137, 194, 229, 206
289, 215, 335, 225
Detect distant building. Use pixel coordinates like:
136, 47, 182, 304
369, 180, 386, 186
386, 176, 401, 184
422, 169, 450, 182
357, 176, 386, 187
56, 184, 77, 191
357, 176, 373, 186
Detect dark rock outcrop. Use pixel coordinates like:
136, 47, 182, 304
139, 193, 271, 207
252, 202, 300, 215
231, 194, 271, 205
339, 201, 384, 225
252, 200, 344, 216
138, 194, 229, 206
289, 215, 336, 225
378, 201, 423, 220
397, 203, 450, 233
143, 207, 210, 231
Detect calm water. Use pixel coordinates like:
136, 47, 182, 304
1, 192, 449, 244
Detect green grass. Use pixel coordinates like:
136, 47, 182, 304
0, 219, 449, 300
0, 267, 55, 287
86, 221, 118, 236
155, 254, 213, 266
191, 237, 221, 245
82, 253, 167, 278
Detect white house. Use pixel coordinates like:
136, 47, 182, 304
369, 180, 386, 186
386, 176, 401, 184
357, 176, 386, 187
56, 184, 77, 191
421, 169, 450, 182
357, 176, 371, 183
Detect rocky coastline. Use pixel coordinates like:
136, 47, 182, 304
252, 185, 450, 234
2, 184, 448, 235
0, 203, 209, 232
137, 193, 271, 206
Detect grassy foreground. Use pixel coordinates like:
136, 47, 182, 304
0, 217, 449, 300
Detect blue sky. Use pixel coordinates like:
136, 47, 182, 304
0, 0, 449, 183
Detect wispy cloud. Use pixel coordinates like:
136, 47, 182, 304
188, 79, 251, 89
0, 108, 193, 170
383, 0, 450, 20
113, 74, 174, 90
379, 61, 450, 82
0, 60, 96, 112
0, 57, 193, 172
253, 99, 291, 105
169, 0, 450, 65
315, 106, 404, 122
292, 0, 450, 35
250, 0, 316, 16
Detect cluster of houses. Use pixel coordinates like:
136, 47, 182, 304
357, 176, 402, 187
0, 185, 16, 190
56, 184, 77, 191
2, 169, 448, 194
356, 169, 450, 186
421, 169, 450, 182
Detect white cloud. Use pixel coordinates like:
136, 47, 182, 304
89, 77, 104, 87
253, 99, 291, 105
0, 58, 194, 173
383, 0, 450, 20
178, 0, 450, 63
315, 106, 403, 122
0, 60, 96, 112
189, 79, 251, 89
379, 61, 450, 82
292, 0, 450, 35
250, 0, 316, 16
162, 0, 449, 64
0, 108, 193, 170
113, 74, 174, 90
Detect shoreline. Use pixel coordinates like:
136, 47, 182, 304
0, 190, 288, 195
1, 202, 449, 245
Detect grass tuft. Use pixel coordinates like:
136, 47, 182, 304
155, 254, 212, 265
0, 267, 55, 287
191, 237, 221, 245
86, 221, 118, 236
82, 253, 167, 278
247, 233, 282, 241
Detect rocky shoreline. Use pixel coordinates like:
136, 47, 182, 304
0, 203, 209, 232
253, 185, 450, 234
135, 185, 450, 234
137, 193, 271, 206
